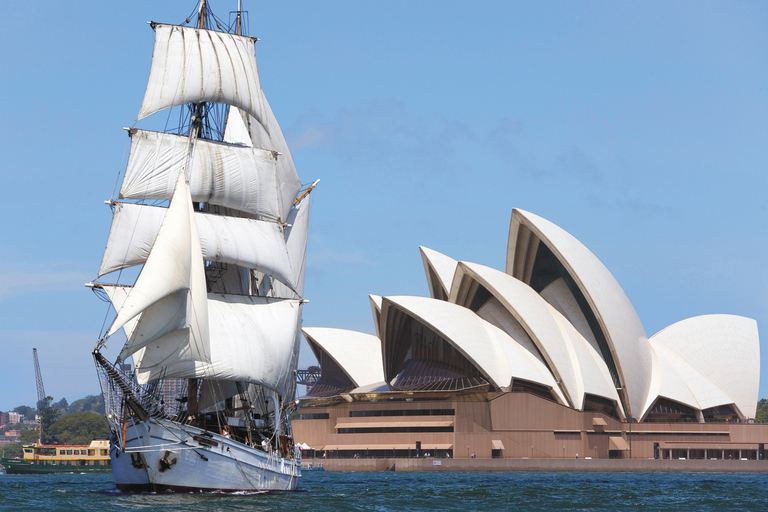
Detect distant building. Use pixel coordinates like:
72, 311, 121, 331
7, 412, 23, 425
157, 379, 186, 417
294, 208, 764, 461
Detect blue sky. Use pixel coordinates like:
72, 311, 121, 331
0, 1, 766, 410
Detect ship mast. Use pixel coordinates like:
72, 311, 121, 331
184, 0, 208, 424
236, 0, 242, 35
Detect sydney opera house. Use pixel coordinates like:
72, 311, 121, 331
293, 209, 763, 461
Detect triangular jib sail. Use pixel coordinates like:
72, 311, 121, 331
108, 172, 210, 368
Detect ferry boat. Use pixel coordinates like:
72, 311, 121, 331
1, 440, 112, 474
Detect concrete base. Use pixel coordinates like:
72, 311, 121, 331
306, 458, 768, 473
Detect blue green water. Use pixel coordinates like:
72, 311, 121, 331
1, 470, 766, 511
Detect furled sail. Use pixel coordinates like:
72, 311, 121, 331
134, 294, 302, 395
99, 202, 297, 291
119, 129, 301, 222
108, 173, 209, 366
138, 24, 263, 123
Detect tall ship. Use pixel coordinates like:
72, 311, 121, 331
88, 0, 315, 492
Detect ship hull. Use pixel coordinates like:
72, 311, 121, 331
111, 417, 300, 492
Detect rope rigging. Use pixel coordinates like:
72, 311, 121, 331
89, 3, 307, 491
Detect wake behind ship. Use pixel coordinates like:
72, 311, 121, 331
88, 0, 316, 492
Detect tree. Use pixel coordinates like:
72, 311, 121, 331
65, 395, 105, 415
2, 443, 23, 459
756, 399, 768, 423
37, 396, 61, 444
53, 398, 69, 411
47, 412, 109, 445
18, 429, 40, 444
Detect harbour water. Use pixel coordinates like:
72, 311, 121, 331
1, 470, 767, 511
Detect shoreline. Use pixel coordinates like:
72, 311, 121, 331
303, 457, 768, 473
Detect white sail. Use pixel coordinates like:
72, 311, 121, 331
102, 283, 203, 387
108, 173, 209, 367
223, 107, 253, 147
99, 203, 164, 276
138, 24, 262, 123
99, 202, 297, 291
227, 104, 302, 219
241, 93, 294, 169
282, 193, 312, 297
120, 129, 300, 222
135, 294, 302, 395
100, 285, 139, 339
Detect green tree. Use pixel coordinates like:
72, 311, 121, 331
755, 398, 768, 423
47, 412, 109, 445
2, 443, 23, 459
65, 395, 105, 415
18, 429, 40, 444
53, 398, 69, 411
37, 396, 61, 444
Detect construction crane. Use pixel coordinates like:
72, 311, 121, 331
32, 348, 47, 411
32, 348, 48, 444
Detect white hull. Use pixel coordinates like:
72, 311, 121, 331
111, 417, 300, 492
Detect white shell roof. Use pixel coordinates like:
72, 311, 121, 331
506, 208, 652, 419
369, 294, 383, 339
302, 327, 385, 388
381, 295, 566, 403
649, 314, 760, 418
641, 340, 735, 420
643, 343, 699, 415
450, 261, 621, 413
540, 278, 601, 356
419, 246, 458, 300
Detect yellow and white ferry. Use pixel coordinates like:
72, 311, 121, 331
1, 440, 111, 474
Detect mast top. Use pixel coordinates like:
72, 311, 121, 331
199, 0, 207, 29
236, 0, 243, 35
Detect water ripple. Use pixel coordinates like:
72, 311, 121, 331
1, 470, 767, 511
